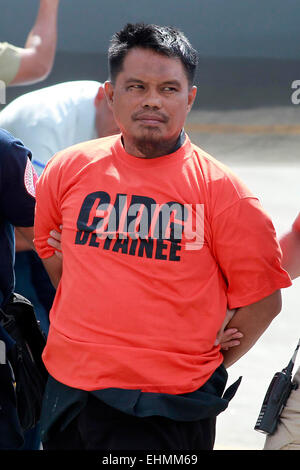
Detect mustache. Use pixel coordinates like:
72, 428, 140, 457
132, 110, 169, 123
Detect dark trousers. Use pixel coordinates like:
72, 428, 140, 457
43, 394, 216, 451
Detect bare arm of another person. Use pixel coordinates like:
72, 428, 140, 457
214, 308, 243, 350
15, 226, 35, 250
42, 254, 62, 289
222, 290, 282, 368
279, 228, 300, 280
47, 228, 62, 259
10, 0, 60, 86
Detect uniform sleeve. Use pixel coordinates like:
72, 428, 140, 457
34, 154, 63, 259
0, 42, 22, 85
0, 129, 36, 226
211, 197, 292, 309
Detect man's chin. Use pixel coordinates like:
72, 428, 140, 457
133, 134, 170, 158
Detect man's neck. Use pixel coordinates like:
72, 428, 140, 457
122, 130, 185, 159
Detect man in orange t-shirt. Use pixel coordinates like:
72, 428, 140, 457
34, 23, 291, 451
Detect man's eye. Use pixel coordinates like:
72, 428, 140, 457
128, 84, 144, 90
163, 87, 177, 92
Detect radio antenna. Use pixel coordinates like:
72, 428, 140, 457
283, 338, 300, 377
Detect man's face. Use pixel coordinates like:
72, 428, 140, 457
105, 48, 197, 158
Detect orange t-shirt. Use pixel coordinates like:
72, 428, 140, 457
34, 134, 291, 394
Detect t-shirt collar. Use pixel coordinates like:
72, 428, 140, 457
113, 130, 193, 169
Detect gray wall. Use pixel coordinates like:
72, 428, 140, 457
1, 0, 300, 58
1, 0, 300, 109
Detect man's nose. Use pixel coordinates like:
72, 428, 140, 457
141, 88, 162, 108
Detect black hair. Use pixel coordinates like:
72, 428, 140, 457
108, 23, 198, 87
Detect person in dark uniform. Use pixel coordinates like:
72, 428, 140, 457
0, 128, 37, 449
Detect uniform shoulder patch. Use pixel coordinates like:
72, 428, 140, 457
24, 158, 38, 197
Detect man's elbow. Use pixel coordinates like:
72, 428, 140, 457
248, 289, 283, 325
29, 57, 53, 82
267, 289, 282, 320
13, 52, 54, 86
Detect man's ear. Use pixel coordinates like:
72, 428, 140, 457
104, 81, 114, 109
94, 85, 105, 105
187, 86, 197, 113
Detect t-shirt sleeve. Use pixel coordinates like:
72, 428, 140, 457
211, 197, 292, 309
0, 42, 22, 85
34, 153, 63, 259
0, 129, 36, 226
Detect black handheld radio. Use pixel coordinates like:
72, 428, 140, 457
254, 339, 300, 435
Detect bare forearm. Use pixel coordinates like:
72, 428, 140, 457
15, 226, 35, 251
222, 290, 282, 368
42, 254, 62, 289
11, 0, 60, 85
280, 230, 300, 280
25, 0, 60, 60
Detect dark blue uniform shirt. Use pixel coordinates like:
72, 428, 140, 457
0, 128, 36, 449
0, 128, 36, 308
